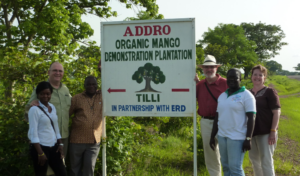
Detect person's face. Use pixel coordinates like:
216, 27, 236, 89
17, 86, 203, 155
251, 69, 266, 86
202, 65, 218, 79
37, 89, 52, 104
48, 63, 64, 83
85, 78, 98, 94
227, 71, 241, 90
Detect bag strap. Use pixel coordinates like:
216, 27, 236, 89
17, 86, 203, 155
204, 82, 218, 102
37, 106, 56, 134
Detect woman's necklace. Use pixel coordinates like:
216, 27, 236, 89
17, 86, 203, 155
251, 85, 266, 95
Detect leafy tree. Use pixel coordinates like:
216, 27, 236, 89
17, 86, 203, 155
266, 60, 282, 74
0, 0, 161, 98
200, 24, 258, 78
241, 22, 288, 62
265, 60, 282, 75
295, 63, 300, 71
195, 42, 205, 74
125, 10, 164, 21
65, 42, 102, 95
0, 1, 162, 175
132, 63, 166, 92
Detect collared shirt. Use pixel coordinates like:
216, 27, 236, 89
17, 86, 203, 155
26, 82, 71, 138
69, 90, 103, 144
196, 74, 228, 117
217, 87, 256, 140
28, 101, 61, 146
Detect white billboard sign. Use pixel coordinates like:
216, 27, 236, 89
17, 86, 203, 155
101, 18, 196, 117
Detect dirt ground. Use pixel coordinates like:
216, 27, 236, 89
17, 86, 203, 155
287, 75, 300, 81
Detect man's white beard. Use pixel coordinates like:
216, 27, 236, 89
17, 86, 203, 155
204, 73, 216, 79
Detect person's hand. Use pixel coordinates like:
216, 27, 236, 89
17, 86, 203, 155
268, 132, 276, 145
30, 100, 39, 106
209, 137, 216, 151
56, 145, 64, 159
98, 60, 101, 73
242, 140, 251, 152
194, 73, 200, 84
38, 153, 48, 166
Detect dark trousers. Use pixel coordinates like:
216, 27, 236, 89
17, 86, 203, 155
69, 143, 100, 176
30, 144, 67, 176
61, 138, 69, 159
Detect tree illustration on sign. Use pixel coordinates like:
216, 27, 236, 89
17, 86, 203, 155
132, 63, 166, 92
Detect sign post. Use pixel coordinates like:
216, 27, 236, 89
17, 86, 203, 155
101, 18, 197, 175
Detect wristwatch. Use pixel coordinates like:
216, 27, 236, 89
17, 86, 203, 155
246, 137, 251, 141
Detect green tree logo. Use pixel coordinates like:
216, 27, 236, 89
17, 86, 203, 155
132, 63, 166, 92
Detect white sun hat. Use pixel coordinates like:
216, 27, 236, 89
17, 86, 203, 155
198, 55, 222, 68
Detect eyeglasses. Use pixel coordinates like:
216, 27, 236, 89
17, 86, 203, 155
203, 66, 217, 69
51, 69, 64, 73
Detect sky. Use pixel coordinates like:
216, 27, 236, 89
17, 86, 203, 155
82, 0, 300, 71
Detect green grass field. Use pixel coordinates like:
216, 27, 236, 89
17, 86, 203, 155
267, 75, 300, 95
243, 76, 300, 176
243, 95, 300, 176
268, 76, 300, 175
126, 135, 209, 176
274, 96, 300, 175
125, 75, 300, 176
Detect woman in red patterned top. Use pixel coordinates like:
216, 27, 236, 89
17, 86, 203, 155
249, 65, 281, 176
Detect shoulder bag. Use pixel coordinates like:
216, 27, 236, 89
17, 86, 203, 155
37, 106, 56, 134
204, 82, 218, 102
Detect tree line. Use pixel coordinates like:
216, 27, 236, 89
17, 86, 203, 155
195, 22, 289, 77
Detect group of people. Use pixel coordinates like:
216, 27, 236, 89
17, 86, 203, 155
26, 62, 103, 176
195, 55, 280, 176
26, 55, 280, 176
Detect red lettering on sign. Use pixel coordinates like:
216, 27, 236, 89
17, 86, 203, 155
153, 25, 162, 35
163, 25, 171, 35
135, 26, 143, 36
123, 26, 134, 36
144, 26, 152, 36
123, 25, 171, 36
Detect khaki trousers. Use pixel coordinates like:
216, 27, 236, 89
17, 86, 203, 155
200, 118, 222, 176
47, 138, 69, 175
249, 133, 278, 176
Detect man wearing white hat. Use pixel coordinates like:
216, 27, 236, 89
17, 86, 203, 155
194, 55, 228, 176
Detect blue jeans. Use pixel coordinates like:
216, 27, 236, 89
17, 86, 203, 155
217, 135, 245, 176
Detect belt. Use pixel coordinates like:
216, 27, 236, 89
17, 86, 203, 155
202, 116, 215, 120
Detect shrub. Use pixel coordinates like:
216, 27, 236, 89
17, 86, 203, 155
0, 99, 34, 175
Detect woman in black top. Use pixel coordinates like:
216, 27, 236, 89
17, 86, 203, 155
249, 65, 281, 176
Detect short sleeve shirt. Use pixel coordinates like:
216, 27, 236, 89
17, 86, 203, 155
69, 90, 103, 144
250, 87, 280, 136
217, 87, 256, 140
